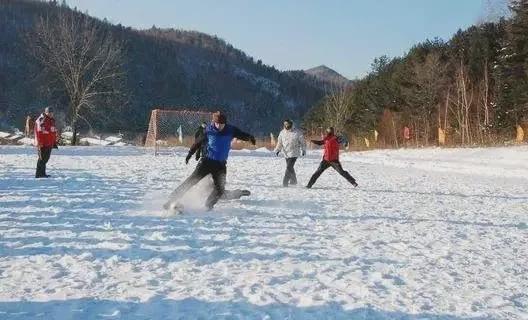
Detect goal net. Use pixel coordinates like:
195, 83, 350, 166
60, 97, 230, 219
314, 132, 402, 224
145, 109, 213, 155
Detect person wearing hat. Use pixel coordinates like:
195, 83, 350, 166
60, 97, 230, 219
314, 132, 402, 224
306, 126, 357, 189
164, 111, 256, 211
274, 119, 306, 187
34, 107, 58, 178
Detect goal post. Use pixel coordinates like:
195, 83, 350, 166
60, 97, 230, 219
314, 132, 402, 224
145, 109, 213, 155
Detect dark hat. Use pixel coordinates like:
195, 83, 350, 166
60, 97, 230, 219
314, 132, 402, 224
283, 119, 293, 126
212, 111, 227, 124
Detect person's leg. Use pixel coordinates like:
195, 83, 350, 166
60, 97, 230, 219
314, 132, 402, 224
330, 161, 358, 187
205, 162, 226, 210
282, 158, 291, 187
35, 147, 51, 178
288, 157, 298, 185
36, 147, 45, 178
306, 161, 330, 188
164, 161, 209, 207
42, 147, 51, 176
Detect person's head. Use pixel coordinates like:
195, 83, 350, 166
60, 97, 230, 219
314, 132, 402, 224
325, 126, 335, 136
44, 107, 53, 118
283, 119, 293, 130
212, 111, 227, 130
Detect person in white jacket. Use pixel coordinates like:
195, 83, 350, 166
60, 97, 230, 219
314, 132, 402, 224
274, 119, 306, 187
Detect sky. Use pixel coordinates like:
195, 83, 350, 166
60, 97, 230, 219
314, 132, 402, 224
65, 0, 500, 79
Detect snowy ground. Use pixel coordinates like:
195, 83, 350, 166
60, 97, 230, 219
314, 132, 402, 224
0, 145, 527, 319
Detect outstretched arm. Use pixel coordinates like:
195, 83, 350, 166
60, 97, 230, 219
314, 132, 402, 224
233, 127, 256, 145
311, 139, 324, 146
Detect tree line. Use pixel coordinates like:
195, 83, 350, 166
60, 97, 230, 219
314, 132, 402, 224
305, 0, 528, 147
0, 0, 326, 143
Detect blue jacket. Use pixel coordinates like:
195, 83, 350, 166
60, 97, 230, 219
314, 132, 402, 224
188, 123, 254, 162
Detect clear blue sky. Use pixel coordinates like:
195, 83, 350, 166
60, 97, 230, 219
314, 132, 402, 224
66, 0, 493, 79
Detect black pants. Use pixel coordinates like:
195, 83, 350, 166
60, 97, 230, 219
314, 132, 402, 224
166, 159, 226, 209
36, 147, 52, 178
307, 160, 356, 188
283, 157, 298, 186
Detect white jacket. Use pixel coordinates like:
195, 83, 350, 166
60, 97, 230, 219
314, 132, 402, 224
274, 128, 306, 158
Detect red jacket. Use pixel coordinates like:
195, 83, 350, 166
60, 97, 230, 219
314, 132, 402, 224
35, 113, 57, 147
312, 134, 340, 161
323, 134, 340, 161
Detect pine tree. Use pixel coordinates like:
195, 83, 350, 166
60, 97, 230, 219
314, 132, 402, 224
496, 0, 528, 129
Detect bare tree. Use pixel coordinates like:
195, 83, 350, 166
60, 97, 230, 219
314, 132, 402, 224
322, 86, 353, 133
477, 58, 493, 143
403, 53, 446, 145
28, 9, 124, 145
449, 60, 475, 145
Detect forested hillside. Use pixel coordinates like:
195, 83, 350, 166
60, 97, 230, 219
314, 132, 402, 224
0, 0, 325, 136
306, 0, 528, 147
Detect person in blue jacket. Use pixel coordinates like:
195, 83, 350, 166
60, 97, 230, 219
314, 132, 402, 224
164, 111, 256, 211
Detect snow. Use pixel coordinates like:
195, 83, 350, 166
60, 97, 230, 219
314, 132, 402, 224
104, 136, 123, 143
79, 137, 112, 146
61, 132, 74, 139
6, 133, 22, 141
17, 137, 34, 146
0, 131, 11, 138
0, 145, 527, 319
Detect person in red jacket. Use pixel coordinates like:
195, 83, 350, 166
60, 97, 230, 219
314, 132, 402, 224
34, 107, 58, 178
306, 127, 357, 188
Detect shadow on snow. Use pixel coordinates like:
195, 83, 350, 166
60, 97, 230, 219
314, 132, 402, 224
0, 297, 486, 320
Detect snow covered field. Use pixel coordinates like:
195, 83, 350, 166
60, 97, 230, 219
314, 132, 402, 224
0, 145, 527, 319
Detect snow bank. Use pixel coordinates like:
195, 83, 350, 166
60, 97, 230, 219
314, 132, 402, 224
17, 137, 34, 145
104, 135, 123, 143
79, 137, 112, 146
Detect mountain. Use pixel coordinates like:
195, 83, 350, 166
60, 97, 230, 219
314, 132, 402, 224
305, 65, 351, 87
0, 0, 326, 136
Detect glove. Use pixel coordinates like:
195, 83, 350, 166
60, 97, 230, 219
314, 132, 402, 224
301, 150, 306, 157
185, 154, 191, 165
250, 136, 256, 145
275, 151, 280, 157
53, 143, 58, 149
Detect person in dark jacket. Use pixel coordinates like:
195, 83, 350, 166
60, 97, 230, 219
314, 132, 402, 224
306, 127, 357, 188
193, 122, 207, 161
164, 111, 256, 211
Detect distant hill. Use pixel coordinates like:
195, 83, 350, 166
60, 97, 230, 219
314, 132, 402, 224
0, 0, 326, 136
305, 65, 351, 87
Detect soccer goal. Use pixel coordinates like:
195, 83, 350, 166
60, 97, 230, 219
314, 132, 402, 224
144, 109, 213, 155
